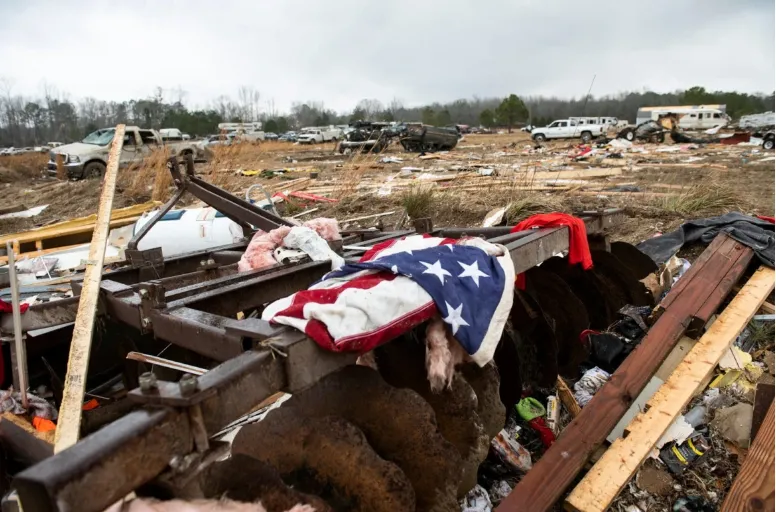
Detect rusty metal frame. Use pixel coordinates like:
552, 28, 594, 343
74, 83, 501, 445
6, 170, 624, 512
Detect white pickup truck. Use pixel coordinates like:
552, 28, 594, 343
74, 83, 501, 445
47, 126, 203, 180
530, 119, 606, 142
296, 127, 342, 144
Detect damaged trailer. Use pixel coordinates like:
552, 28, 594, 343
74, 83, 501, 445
3, 156, 672, 511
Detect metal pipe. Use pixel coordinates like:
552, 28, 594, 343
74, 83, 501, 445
126, 351, 207, 375
6, 241, 28, 408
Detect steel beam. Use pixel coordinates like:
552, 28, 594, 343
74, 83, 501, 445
0, 296, 79, 333
14, 338, 353, 512
14, 408, 191, 512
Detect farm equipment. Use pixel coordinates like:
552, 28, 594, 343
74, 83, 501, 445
337, 122, 392, 154
3, 156, 663, 512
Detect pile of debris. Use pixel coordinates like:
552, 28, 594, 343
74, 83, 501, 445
0, 143, 772, 512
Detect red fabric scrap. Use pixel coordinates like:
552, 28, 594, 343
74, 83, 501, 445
510, 213, 593, 289
757, 215, 775, 224
0, 300, 28, 314
528, 417, 556, 448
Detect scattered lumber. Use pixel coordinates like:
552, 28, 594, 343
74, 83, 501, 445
565, 266, 775, 512
720, 401, 775, 512
497, 234, 755, 512
54, 125, 126, 453
751, 383, 774, 443
265, 177, 311, 194
340, 211, 397, 224
0, 201, 158, 264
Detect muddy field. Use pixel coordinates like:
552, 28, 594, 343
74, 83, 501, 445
0, 132, 773, 244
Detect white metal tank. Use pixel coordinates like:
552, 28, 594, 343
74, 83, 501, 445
132, 207, 244, 257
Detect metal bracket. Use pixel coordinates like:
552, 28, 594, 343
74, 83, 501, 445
138, 281, 167, 333
125, 247, 165, 281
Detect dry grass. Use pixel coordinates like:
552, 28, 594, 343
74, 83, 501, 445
401, 185, 436, 219
655, 184, 743, 216
0, 153, 48, 182
119, 148, 172, 202
505, 195, 563, 223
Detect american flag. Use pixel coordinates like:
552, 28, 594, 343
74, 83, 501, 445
262, 235, 515, 365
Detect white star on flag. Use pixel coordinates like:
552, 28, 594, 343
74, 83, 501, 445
420, 260, 451, 284
391, 265, 399, 274
446, 244, 455, 251
457, 260, 489, 287
443, 301, 470, 335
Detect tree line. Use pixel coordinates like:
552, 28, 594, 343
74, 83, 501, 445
0, 80, 772, 147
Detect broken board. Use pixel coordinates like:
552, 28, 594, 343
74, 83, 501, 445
566, 266, 775, 512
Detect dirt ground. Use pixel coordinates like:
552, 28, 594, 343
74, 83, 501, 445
0, 132, 773, 245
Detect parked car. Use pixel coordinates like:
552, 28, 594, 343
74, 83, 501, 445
763, 131, 775, 150
264, 132, 279, 141
279, 131, 297, 142
48, 126, 203, 180
530, 119, 606, 142
297, 127, 341, 144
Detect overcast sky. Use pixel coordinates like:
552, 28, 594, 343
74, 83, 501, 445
0, 0, 773, 113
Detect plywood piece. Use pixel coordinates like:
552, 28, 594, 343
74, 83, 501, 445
655, 336, 696, 381
566, 266, 775, 512
720, 401, 774, 512
54, 125, 126, 453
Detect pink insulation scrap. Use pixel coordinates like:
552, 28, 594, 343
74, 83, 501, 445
237, 218, 341, 272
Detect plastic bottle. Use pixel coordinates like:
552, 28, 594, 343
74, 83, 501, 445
683, 405, 707, 428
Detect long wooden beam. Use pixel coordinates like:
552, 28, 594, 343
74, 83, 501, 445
566, 266, 775, 511
54, 125, 126, 453
721, 401, 775, 511
497, 234, 755, 512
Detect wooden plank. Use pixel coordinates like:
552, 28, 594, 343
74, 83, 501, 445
760, 302, 775, 314
751, 383, 775, 443
721, 402, 775, 512
654, 336, 696, 381
56, 153, 65, 180
0, 202, 157, 246
0, 243, 89, 266
566, 267, 775, 512
497, 236, 755, 512
54, 125, 126, 453
557, 376, 581, 418
0, 218, 141, 265
6, 243, 29, 409
687, 242, 759, 337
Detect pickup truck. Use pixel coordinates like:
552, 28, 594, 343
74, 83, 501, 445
530, 119, 606, 142
297, 127, 341, 144
47, 126, 203, 180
